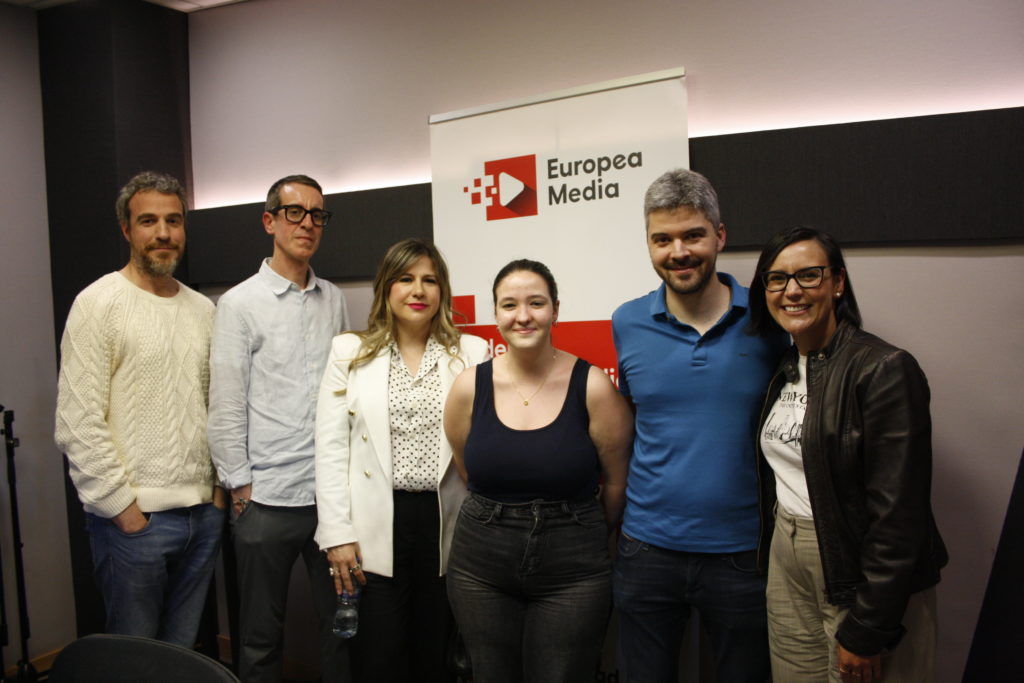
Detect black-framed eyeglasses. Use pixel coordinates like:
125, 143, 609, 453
761, 266, 832, 292
270, 204, 332, 227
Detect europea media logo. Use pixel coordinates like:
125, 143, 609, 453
463, 155, 538, 221
464, 151, 643, 219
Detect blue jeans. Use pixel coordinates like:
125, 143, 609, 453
447, 494, 611, 683
87, 503, 224, 647
613, 533, 770, 682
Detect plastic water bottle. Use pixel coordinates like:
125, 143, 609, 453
332, 588, 359, 638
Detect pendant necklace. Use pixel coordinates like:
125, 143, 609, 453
509, 351, 557, 406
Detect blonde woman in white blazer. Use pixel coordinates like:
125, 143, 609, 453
315, 238, 488, 682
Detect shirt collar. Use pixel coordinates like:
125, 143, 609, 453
258, 258, 320, 296
388, 336, 444, 378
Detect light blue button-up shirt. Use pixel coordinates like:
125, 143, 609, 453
208, 259, 349, 506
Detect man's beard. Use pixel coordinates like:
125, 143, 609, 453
661, 257, 715, 296
133, 244, 181, 278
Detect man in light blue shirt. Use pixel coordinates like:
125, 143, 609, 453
208, 174, 349, 682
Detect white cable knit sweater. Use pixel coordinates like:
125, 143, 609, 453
55, 272, 216, 517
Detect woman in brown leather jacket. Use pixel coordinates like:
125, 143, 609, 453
748, 227, 947, 683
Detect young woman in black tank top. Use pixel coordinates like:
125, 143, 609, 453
444, 259, 632, 683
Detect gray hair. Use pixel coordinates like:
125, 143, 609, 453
115, 171, 187, 225
643, 169, 721, 228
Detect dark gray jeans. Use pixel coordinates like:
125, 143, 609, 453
446, 493, 611, 683
232, 501, 348, 683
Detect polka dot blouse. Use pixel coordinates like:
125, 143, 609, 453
388, 337, 445, 492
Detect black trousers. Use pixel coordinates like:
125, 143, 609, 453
233, 502, 350, 683
351, 490, 455, 683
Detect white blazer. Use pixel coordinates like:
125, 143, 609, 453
314, 332, 489, 577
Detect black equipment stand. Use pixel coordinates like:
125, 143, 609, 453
0, 406, 38, 682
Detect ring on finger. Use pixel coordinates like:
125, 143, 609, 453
329, 567, 335, 576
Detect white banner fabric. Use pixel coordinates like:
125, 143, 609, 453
430, 71, 688, 370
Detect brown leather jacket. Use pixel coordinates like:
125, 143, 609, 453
756, 320, 948, 656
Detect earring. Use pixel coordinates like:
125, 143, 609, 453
835, 292, 841, 298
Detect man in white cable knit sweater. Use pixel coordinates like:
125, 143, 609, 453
55, 171, 227, 648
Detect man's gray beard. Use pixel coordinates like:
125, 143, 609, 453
134, 249, 179, 278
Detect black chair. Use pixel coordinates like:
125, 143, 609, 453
48, 633, 240, 683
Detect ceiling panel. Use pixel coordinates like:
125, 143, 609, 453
1, 0, 248, 12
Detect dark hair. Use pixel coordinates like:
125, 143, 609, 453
748, 226, 862, 336
644, 168, 721, 228
115, 171, 187, 225
492, 259, 559, 305
265, 174, 324, 211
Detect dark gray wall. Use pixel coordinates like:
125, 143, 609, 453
0, 2, 76, 665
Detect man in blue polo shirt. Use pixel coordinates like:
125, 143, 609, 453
612, 169, 788, 682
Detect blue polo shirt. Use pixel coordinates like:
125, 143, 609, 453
612, 273, 788, 552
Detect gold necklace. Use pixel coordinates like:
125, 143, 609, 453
508, 352, 557, 406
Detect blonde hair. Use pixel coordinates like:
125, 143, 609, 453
349, 238, 465, 370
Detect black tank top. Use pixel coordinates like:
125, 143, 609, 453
463, 357, 600, 502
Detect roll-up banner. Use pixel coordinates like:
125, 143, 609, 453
430, 68, 688, 382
